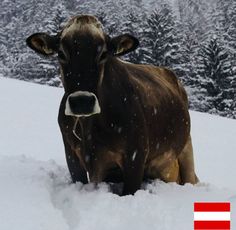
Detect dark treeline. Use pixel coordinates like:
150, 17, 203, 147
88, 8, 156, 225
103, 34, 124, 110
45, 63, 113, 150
0, 0, 235, 118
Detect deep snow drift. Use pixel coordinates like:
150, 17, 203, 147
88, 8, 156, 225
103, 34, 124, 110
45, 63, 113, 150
0, 77, 235, 230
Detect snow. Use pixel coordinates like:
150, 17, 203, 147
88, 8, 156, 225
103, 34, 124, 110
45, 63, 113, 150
132, 150, 137, 161
0, 76, 235, 230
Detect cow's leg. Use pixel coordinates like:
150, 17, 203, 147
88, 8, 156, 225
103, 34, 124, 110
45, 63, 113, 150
122, 135, 148, 195
121, 103, 149, 196
122, 153, 146, 195
178, 135, 199, 184
58, 95, 88, 184
62, 135, 88, 184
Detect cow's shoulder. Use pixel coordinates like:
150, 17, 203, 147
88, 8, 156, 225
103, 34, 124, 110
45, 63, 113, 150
123, 62, 177, 83
124, 63, 179, 90
148, 66, 188, 104
147, 66, 179, 85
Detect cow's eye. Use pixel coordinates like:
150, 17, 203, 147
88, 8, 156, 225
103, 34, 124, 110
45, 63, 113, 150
58, 50, 67, 62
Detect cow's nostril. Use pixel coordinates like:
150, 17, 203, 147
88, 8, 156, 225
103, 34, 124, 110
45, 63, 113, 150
65, 91, 101, 117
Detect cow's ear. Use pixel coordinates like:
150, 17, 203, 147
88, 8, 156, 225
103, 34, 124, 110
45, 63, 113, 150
109, 34, 139, 56
26, 33, 59, 56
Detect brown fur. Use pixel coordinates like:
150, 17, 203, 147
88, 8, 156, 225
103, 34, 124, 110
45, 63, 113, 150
26, 15, 198, 195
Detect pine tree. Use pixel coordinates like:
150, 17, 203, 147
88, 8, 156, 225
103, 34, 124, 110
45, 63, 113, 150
46, 4, 68, 34
176, 0, 212, 85
177, 0, 209, 42
95, 9, 117, 36
224, 1, 236, 71
120, 9, 146, 64
176, 32, 198, 85
196, 37, 234, 115
5, 0, 66, 86
144, 4, 181, 70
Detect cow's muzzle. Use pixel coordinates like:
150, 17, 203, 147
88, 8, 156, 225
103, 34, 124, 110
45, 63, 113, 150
65, 91, 101, 117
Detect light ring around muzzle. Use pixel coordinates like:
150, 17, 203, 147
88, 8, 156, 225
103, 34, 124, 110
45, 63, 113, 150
65, 91, 101, 117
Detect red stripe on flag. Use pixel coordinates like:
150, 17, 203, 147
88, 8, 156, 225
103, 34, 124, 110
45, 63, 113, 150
194, 220, 230, 229
194, 202, 230, 212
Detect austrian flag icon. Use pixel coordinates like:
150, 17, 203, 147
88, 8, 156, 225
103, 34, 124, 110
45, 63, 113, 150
194, 202, 231, 229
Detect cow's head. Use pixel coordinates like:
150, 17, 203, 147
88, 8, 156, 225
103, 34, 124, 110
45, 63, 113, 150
26, 15, 139, 117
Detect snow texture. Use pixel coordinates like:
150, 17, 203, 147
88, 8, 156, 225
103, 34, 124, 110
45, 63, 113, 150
0, 76, 235, 230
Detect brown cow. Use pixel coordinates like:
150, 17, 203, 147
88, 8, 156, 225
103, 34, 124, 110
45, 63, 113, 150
26, 15, 198, 195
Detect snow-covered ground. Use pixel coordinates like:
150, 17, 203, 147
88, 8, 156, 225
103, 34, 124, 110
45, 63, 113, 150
0, 77, 235, 230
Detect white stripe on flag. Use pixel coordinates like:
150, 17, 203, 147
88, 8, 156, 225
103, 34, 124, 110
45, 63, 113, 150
194, 212, 230, 221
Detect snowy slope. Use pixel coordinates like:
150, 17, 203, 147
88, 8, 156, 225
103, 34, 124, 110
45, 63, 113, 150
0, 77, 235, 230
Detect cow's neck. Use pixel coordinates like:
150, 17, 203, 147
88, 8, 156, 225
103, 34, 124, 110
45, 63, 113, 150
96, 57, 132, 127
